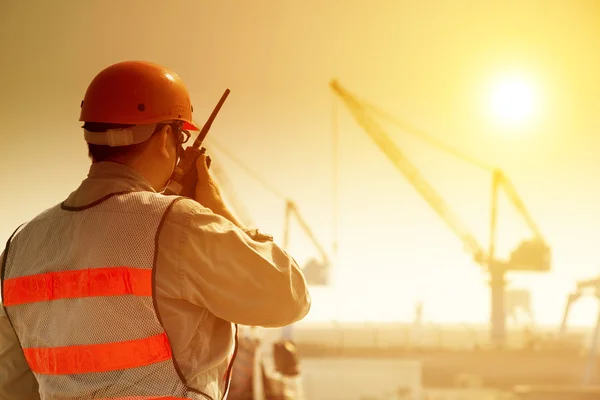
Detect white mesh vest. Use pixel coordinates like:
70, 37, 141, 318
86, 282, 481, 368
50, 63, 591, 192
1, 191, 220, 400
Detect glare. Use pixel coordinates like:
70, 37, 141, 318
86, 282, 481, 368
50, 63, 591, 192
488, 73, 538, 129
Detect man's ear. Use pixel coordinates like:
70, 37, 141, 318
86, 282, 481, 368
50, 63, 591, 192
155, 125, 172, 159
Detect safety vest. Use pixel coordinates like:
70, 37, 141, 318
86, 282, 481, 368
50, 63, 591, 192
1, 191, 228, 400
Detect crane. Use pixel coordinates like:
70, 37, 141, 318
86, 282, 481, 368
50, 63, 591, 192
559, 277, 600, 384
208, 138, 332, 286
283, 200, 331, 286
330, 80, 550, 346
559, 277, 600, 336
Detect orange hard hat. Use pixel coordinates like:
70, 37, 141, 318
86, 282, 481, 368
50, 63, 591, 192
79, 61, 200, 132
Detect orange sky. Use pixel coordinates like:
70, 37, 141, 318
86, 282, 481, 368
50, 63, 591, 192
1, 0, 600, 327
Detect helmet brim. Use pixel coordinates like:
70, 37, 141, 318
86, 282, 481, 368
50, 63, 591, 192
182, 121, 200, 131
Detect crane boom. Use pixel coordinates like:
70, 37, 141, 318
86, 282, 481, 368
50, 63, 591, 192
284, 200, 331, 268
497, 173, 544, 240
361, 99, 546, 243
330, 80, 485, 264
362, 100, 496, 172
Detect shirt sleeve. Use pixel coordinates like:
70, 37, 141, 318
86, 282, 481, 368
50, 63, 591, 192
172, 199, 312, 327
0, 252, 40, 400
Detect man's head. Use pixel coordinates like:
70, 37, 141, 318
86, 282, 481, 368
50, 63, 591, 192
79, 61, 198, 190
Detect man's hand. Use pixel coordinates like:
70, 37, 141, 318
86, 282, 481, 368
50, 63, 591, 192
195, 154, 245, 228
194, 154, 223, 209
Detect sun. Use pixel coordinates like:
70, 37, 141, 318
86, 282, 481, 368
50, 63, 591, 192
488, 73, 538, 129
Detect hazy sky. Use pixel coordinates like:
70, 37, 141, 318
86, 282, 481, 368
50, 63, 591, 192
1, 0, 600, 327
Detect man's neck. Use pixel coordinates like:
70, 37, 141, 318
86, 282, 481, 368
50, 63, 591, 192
96, 158, 163, 192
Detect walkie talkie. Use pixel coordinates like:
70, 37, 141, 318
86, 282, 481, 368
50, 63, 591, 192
164, 89, 230, 197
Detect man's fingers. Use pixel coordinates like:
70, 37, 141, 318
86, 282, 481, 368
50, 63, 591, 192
196, 154, 210, 178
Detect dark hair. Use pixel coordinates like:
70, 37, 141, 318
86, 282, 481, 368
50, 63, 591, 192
84, 122, 160, 162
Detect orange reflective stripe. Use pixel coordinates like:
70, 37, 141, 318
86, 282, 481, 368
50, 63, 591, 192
96, 397, 189, 400
23, 333, 172, 375
3, 267, 152, 306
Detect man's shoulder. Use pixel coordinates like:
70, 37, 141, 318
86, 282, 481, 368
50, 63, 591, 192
21, 202, 63, 225
124, 192, 221, 229
162, 196, 214, 226
117, 192, 206, 214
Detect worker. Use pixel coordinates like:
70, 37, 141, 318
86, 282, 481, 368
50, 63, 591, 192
0, 61, 311, 400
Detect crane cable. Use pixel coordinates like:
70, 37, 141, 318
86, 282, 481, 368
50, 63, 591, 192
360, 99, 496, 173
207, 138, 288, 202
207, 138, 335, 267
